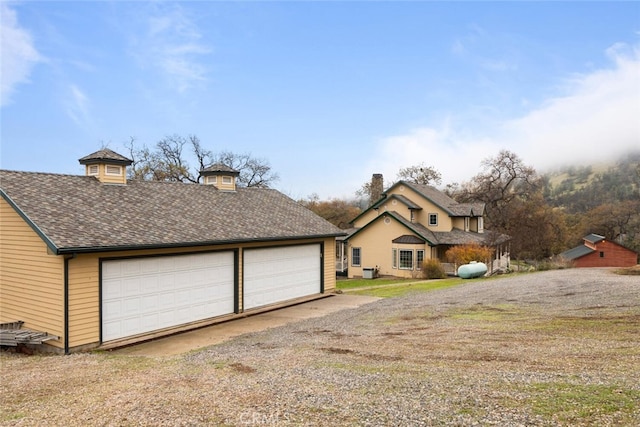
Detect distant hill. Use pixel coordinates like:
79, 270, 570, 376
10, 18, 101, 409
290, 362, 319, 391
543, 151, 640, 213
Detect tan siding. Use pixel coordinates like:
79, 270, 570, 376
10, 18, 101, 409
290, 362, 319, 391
67, 255, 100, 347
0, 199, 64, 349
322, 237, 336, 292
85, 164, 127, 185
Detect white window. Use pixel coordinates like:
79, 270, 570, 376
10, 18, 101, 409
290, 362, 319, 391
428, 213, 438, 226
416, 250, 425, 269
222, 176, 232, 184
392, 248, 397, 269
399, 250, 413, 270
478, 217, 484, 232
207, 176, 217, 184
88, 165, 99, 175
105, 165, 122, 176
352, 247, 361, 266
465, 217, 470, 231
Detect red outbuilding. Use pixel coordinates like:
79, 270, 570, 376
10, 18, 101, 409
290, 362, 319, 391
560, 233, 638, 268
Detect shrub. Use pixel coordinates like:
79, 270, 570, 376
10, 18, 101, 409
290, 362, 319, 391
445, 244, 494, 265
422, 259, 446, 279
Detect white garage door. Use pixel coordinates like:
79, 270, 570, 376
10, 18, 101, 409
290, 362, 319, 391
243, 244, 321, 310
102, 251, 235, 342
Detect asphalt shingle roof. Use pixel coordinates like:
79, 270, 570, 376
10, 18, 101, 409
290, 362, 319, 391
391, 181, 485, 217
78, 148, 133, 165
0, 170, 344, 253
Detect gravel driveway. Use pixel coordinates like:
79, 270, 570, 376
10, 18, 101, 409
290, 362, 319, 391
1, 268, 639, 426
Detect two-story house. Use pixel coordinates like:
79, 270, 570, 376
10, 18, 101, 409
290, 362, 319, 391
344, 178, 510, 278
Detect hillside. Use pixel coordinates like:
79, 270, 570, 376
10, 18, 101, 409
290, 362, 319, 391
543, 151, 640, 214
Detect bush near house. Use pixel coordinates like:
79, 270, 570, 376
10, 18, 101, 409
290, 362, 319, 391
445, 243, 494, 266
422, 259, 447, 279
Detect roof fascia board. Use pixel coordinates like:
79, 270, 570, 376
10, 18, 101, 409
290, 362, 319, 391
54, 232, 347, 255
0, 190, 61, 255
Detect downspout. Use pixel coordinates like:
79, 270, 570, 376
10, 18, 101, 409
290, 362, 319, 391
63, 253, 77, 355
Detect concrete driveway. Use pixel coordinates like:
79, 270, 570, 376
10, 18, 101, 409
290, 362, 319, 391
113, 293, 380, 357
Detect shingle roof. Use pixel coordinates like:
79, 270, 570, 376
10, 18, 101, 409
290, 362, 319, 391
0, 170, 344, 254
200, 163, 240, 176
390, 181, 485, 217
78, 149, 133, 165
392, 235, 426, 244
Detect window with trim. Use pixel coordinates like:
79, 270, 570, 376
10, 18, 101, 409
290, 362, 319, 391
399, 249, 413, 270
392, 248, 397, 269
600, 251, 605, 258
478, 217, 484, 232
105, 165, 122, 176
88, 165, 99, 175
207, 176, 218, 184
222, 176, 232, 184
428, 213, 438, 226
464, 217, 470, 231
352, 247, 361, 266
416, 250, 425, 269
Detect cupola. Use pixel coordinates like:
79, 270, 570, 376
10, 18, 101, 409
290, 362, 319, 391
78, 148, 133, 185
199, 163, 240, 191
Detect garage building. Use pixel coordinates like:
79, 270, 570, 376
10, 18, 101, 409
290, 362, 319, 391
0, 149, 344, 353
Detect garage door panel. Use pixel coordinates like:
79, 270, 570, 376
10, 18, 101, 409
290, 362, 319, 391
102, 251, 235, 342
244, 245, 321, 310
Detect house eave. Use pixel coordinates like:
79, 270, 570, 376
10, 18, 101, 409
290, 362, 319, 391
54, 233, 347, 255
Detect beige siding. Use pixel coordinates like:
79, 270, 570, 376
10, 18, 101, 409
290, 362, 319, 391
86, 164, 126, 185
322, 237, 336, 292
0, 199, 65, 349
67, 255, 100, 347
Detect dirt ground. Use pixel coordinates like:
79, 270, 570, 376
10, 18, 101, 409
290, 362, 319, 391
1, 268, 639, 426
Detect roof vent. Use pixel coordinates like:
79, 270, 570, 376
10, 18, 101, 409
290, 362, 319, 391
199, 163, 240, 191
78, 149, 132, 185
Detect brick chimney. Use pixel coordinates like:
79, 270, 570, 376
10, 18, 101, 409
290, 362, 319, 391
370, 173, 383, 206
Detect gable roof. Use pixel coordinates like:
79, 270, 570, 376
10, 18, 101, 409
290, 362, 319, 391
397, 181, 485, 217
560, 234, 638, 261
0, 170, 344, 254
352, 181, 484, 225
348, 210, 509, 248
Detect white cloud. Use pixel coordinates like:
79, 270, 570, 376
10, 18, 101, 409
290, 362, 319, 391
130, 4, 211, 93
0, 2, 43, 107
502, 42, 640, 170
367, 42, 640, 187
65, 84, 92, 127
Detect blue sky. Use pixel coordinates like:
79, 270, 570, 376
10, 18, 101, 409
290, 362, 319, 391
2, 1, 639, 199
